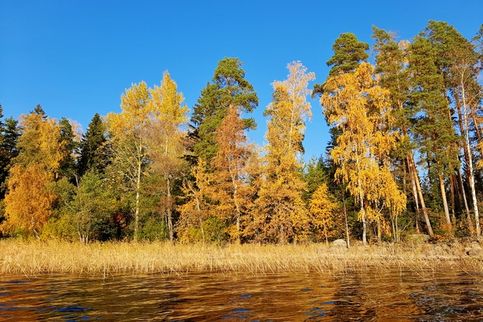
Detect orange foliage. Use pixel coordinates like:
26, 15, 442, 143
3, 164, 56, 237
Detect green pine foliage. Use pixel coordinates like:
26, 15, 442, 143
189, 57, 258, 163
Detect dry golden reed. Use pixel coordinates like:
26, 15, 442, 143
0, 240, 480, 276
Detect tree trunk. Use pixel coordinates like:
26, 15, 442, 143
166, 177, 174, 241
461, 79, 480, 236
357, 176, 367, 245
134, 156, 141, 242
439, 173, 452, 230
457, 167, 472, 231
196, 198, 205, 244
408, 155, 421, 233
377, 219, 382, 244
361, 204, 367, 245
232, 180, 242, 244
449, 174, 456, 225
410, 154, 434, 237
343, 197, 350, 248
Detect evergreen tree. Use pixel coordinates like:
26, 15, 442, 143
327, 33, 369, 76
303, 157, 328, 202
372, 27, 432, 236
0, 106, 20, 199
58, 118, 78, 182
409, 36, 459, 232
189, 58, 258, 163
423, 21, 481, 235
56, 171, 117, 243
314, 33, 369, 96
78, 113, 109, 177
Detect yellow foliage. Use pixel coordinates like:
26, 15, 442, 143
210, 106, 251, 242
15, 112, 64, 171
477, 141, 483, 170
177, 159, 214, 242
252, 62, 315, 243
3, 164, 56, 237
309, 184, 339, 243
321, 63, 406, 240
2, 111, 64, 237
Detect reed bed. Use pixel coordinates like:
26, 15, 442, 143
0, 240, 481, 276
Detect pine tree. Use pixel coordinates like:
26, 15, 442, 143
409, 36, 460, 232
58, 118, 78, 182
372, 27, 433, 236
189, 58, 258, 163
313, 33, 369, 96
0, 106, 20, 199
423, 21, 481, 235
78, 113, 109, 177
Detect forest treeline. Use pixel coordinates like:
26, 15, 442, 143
0, 21, 482, 245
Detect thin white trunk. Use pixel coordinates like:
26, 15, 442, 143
343, 197, 350, 248
439, 174, 452, 229
410, 155, 434, 237
408, 156, 420, 233
461, 79, 480, 236
457, 168, 473, 233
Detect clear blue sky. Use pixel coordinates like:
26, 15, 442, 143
1, 0, 482, 160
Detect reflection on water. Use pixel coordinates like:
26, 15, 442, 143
0, 268, 481, 321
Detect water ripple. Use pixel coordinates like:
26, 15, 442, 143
0, 268, 481, 320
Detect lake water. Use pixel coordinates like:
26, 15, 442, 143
0, 268, 481, 321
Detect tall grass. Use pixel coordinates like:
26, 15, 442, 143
0, 240, 480, 276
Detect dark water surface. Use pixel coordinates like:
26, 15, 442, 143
0, 268, 481, 321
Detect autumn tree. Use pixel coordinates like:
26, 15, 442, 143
309, 183, 338, 244
189, 58, 258, 163
177, 159, 215, 243
253, 61, 315, 243
210, 105, 251, 243
322, 63, 406, 244
145, 72, 188, 241
107, 82, 152, 241
303, 158, 328, 202
3, 108, 64, 237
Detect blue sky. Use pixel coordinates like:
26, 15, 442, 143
1, 0, 482, 161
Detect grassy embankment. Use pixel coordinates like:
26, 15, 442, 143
0, 239, 481, 276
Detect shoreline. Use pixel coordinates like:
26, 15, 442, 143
0, 240, 481, 276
